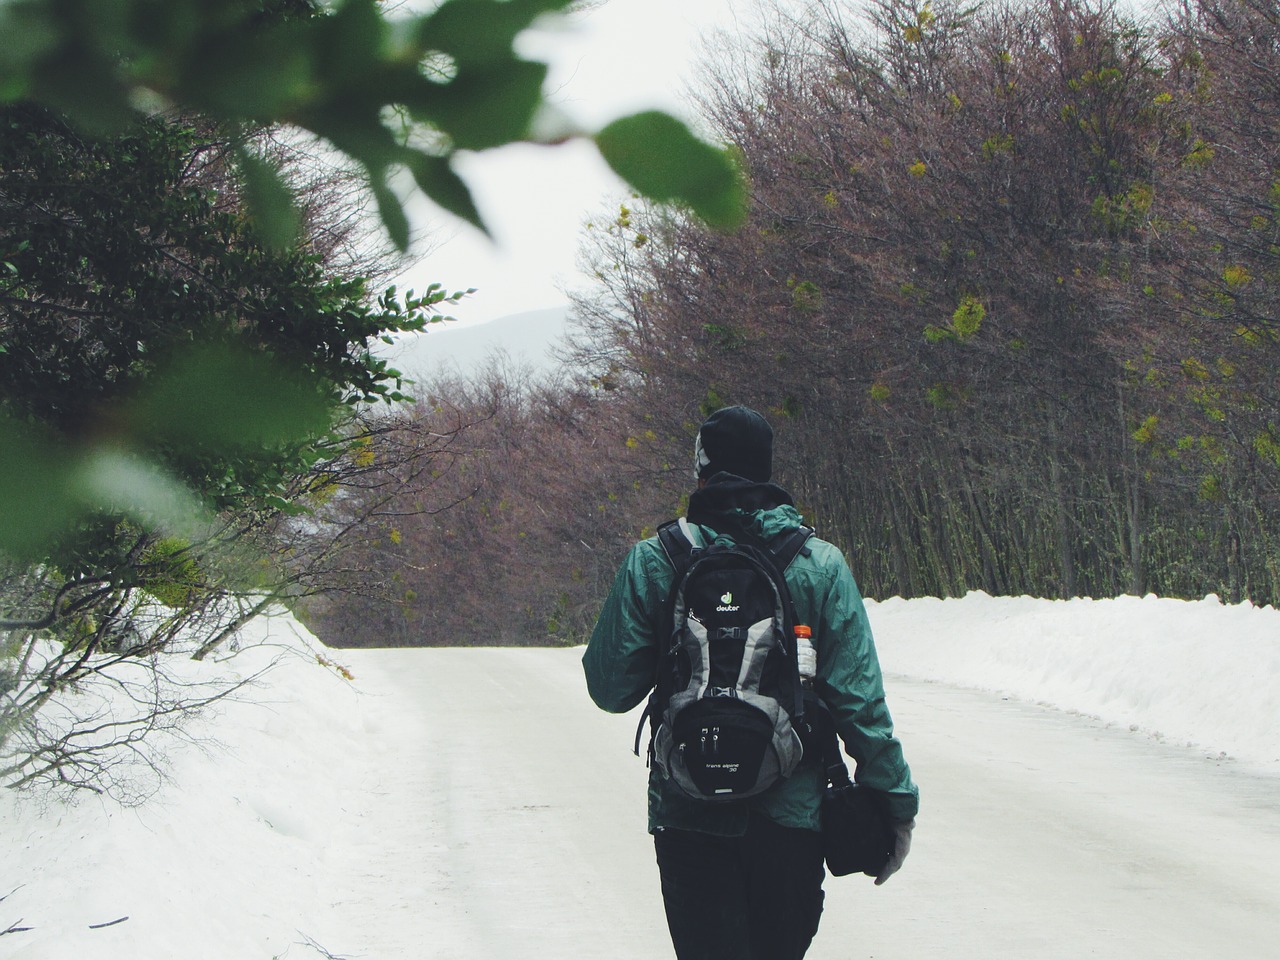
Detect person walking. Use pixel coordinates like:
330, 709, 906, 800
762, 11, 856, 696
583, 404, 918, 960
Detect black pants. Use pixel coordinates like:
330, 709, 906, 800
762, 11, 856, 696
653, 816, 825, 960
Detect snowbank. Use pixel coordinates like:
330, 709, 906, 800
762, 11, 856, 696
870, 591, 1280, 771
1, 611, 375, 959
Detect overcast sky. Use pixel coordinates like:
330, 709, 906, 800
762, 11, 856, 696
393, 0, 751, 327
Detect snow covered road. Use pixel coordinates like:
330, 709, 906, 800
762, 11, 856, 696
868, 679, 1280, 959
305, 646, 1280, 960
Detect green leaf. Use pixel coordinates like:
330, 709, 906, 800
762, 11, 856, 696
236, 149, 302, 250
0, 418, 210, 559
0, 2, 60, 101
370, 170, 412, 251
595, 112, 747, 230
406, 153, 484, 230
315, 0, 386, 78
180, 26, 312, 121
125, 344, 332, 451
414, 0, 575, 65
31, 52, 135, 135
0, 416, 79, 559
420, 59, 547, 150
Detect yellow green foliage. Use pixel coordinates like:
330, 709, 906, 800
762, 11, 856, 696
350, 438, 375, 468
306, 478, 340, 505
951, 295, 985, 339
1181, 357, 1210, 381
139, 537, 203, 609
925, 383, 962, 409
1092, 183, 1154, 234
1182, 139, 1214, 169
904, 2, 936, 42
700, 388, 728, 417
1222, 264, 1252, 288
925, 295, 984, 343
1133, 415, 1159, 444
1254, 428, 1280, 467
316, 654, 355, 682
981, 132, 1015, 159
704, 323, 748, 348
790, 279, 823, 312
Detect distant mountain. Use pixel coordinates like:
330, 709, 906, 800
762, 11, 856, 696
386, 306, 571, 382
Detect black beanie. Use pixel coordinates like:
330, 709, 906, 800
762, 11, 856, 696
693, 406, 773, 483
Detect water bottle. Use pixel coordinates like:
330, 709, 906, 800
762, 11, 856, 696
795, 624, 816, 688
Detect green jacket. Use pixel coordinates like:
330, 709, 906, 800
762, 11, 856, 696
583, 493, 919, 836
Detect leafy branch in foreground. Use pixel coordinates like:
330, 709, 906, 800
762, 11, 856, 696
0, 0, 747, 564
0, 103, 462, 558
0, 0, 747, 249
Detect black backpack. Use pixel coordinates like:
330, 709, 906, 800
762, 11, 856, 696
635, 519, 814, 802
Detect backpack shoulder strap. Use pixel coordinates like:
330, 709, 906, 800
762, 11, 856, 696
770, 525, 814, 573
636, 519, 699, 759
655, 518, 700, 570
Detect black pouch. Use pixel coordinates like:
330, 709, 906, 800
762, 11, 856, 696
821, 780, 894, 877
811, 698, 895, 877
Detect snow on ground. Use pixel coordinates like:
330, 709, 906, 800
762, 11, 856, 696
869, 591, 1280, 773
1, 592, 1277, 958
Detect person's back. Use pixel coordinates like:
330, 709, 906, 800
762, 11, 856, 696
584, 405, 918, 960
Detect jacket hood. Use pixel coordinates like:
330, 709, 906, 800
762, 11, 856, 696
686, 472, 805, 546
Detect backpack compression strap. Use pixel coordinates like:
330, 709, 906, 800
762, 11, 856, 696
766, 525, 814, 730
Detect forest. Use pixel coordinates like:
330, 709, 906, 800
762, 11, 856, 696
305, 0, 1280, 648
